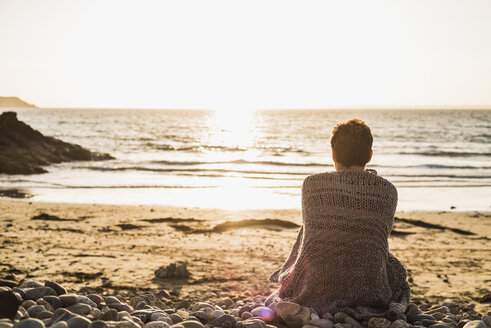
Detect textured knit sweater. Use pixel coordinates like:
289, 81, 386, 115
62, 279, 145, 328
265, 169, 410, 319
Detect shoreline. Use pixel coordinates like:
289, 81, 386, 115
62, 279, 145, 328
1, 200, 489, 314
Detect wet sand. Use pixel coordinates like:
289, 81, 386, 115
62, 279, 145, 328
0, 200, 489, 313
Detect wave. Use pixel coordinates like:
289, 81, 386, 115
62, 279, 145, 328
151, 159, 330, 167
397, 151, 491, 157
143, 143, 309, 154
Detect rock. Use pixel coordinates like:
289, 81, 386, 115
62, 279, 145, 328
235, 319, 267, 328
154, 262, 190, 279
129, 295, 168, 310
78, 296, 98, 308
102, 310, 118, 322
42, 296, 62, 310
0, 111, 113, 175
47, 308, 78, 326
433, 314, 445, 321
344, 318, 363, 328
0, 321, 13, 328
145, 323, 170, 328
51, 322, 68, 328
107, 304, 133, 313
283, 307, 311, 328
66, 303, 92, 316
242, 312, 253, 320
462, 321, 487, 328
481, 317, 490, 328
408, 315, 437, 324
90, 308, 102, 321
406, 304, 422, 318
0, 280, 17, 288
27, 305, 46, 317
25, 287, 57, 301
309, 319, 334, 328
459, 321, 472, 328
333, 313, 348, 324
67, 316, 92, 328
60, 294, 79, 307
368, 318, 391, 328
176, 321, 204, 328
390, 320, 409, 328
118, 311, 132, 321
105, 297, 121, 305
44, 282, 66, 296
211, 314, 236, 327
13, 318, 45, 328
170, 314, 183, 324
426, 308, 450, 315
35, 311, 53, 320
429, 324, 454, 328
20, 281, 44, 288
88, 295, 104, 305
36, 300, 54, 313
251, 307, 274, 323
15, 307, 29, 320
0, 291, 21, 320
22, 300, 37, 310
191, 303, 213, 313
88, 322, 107, 328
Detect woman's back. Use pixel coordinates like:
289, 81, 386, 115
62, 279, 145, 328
266, 169, 410, 319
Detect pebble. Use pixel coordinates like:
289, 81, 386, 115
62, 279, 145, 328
429, 324, 454, 328
333, 313, 348, 324
102, 309, 119, 322
35, 311, 53, 320
211, 314, 236, 327
177, 321, 205, 328
242, 312, 253, 320
368, 318, 392, 328
481, 316, 490, 328
22, 300, 37, 310
51, 322, 68, 328
60, 294, 80, 307
66, 303, 92, 315
105, 297, 121, 305
191, 303, 213, 312
462, 321, 487, 328
78, 296, 98, 308
390, 320, 409, 328
25, 288, 57, 301
406, 304, 423, 317
20, 281, 44, 289
169, 314, 183, 324
0, 291, 21, 320
13, 319, 45, 328
107, 304, 133, 313
27, 305, 46, 318
88, 321, 108, 328
88, 295, 104, 305
43, 296, 62, 310
309, 319, 334, 328
344, 317, 364, 328
118, 311, 132, 321
67, 317, 92, 328
236, 319, 268, 328
251, 307, 274, 323
145, 323, 170, 328
0, 320, 14, 328
36, 299, 54, 312
44, 282, 67, 296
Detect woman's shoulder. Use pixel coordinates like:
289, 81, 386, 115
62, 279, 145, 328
303, 169, 397, 195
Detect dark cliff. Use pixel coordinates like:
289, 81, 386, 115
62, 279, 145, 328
0, 111, 114, 174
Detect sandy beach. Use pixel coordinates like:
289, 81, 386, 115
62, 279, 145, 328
1, 200, 489, 314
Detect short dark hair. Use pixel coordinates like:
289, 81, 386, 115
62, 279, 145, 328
330, 118, 373, 168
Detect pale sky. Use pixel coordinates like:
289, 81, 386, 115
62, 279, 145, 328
0, 0, 490, 110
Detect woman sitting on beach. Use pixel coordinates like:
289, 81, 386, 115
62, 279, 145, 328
265, 119, 410, 319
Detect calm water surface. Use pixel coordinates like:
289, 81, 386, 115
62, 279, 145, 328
1, 108, 490, 211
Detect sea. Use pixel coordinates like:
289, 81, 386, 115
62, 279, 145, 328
1, 108, 490, 211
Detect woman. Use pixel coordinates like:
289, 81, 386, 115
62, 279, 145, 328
265, 119, 410, 320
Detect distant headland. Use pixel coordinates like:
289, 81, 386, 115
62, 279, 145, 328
0, 96, 37, 108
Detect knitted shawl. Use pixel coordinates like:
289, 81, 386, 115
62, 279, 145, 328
265, 169, 410, 320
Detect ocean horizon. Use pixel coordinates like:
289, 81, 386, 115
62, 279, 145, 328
1, 107, 490, 211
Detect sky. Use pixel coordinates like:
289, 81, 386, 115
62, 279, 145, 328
0, 0, 490, 110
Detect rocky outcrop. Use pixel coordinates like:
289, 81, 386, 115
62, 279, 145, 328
0, 111, 113, 174
0, 97, 37, 108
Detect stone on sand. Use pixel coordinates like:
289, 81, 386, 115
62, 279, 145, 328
0, 290, 20, 320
